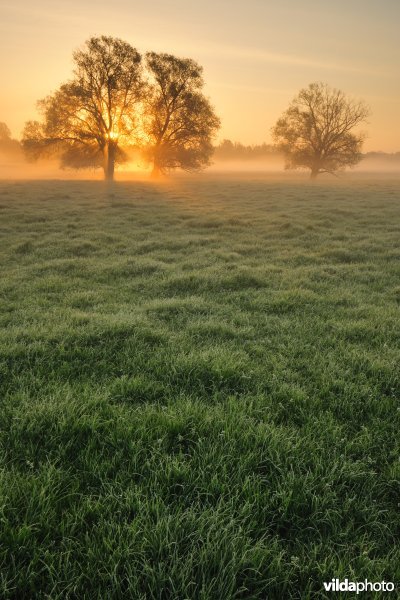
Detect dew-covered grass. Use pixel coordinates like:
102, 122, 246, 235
0, 176, 399, 598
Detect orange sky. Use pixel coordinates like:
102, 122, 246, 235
1, 0, 399, 151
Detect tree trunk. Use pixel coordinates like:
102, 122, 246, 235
151, 158, 163, 179
103, 142, 115, 181
310, 167, 319, 180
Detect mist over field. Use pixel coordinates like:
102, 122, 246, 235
1, 119, 399, 180
1, 148, 400, 180
210, 154, 400, 175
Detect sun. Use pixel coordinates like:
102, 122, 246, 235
106, 131, 119, 140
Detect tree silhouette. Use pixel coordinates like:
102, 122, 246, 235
144, 53, 220, 177
0, 122, 12, 142
272, 82, 369, 179
22, 36, 143, 181
0, 122, 22, 158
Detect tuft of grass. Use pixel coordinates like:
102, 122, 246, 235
0, 177, 399, 598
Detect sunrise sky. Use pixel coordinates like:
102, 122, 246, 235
1, 0, 399, 151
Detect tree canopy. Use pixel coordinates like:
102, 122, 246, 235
22, 36, 143, 180
22, 37, 220, 180
272, 82, 369, 178
143, 53, 220, 177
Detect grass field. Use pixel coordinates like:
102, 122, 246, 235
0, 176, 399, 598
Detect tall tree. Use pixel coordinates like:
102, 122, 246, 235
144, 52, 220, 177
272, 82, 369, 179
22, 36, 143, 181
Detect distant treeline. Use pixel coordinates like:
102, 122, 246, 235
213, 139, 400, 164
362, 151, 400, 163
214, 140, 281, 160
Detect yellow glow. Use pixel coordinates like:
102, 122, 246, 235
1, 1, 399, 151
106, 131, 119, 140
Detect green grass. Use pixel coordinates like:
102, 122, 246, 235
0, 176, 399, 598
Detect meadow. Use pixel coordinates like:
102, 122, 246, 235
0, 176, 399, 598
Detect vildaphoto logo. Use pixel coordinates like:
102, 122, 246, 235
323, 579, 395, 594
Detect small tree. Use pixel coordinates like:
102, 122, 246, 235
143, 52, 220, 177
0, 122, 22, 157
22, 36, 143, 181
272, 82, 369, 179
